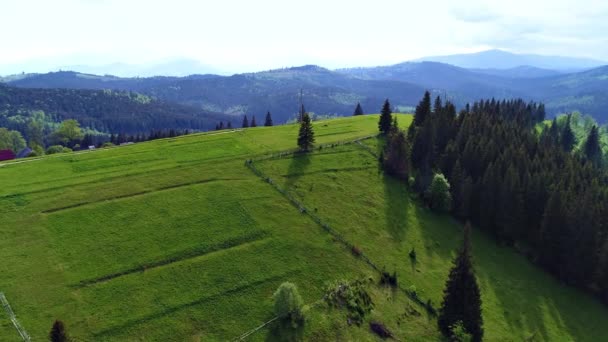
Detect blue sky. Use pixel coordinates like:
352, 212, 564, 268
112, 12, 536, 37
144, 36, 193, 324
1, 0, 607, 74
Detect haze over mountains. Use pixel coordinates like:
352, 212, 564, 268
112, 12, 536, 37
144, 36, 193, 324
2, 49, 608, 127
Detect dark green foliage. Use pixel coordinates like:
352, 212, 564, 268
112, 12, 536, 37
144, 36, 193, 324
584, 125, 602, 167
409, 248, 417, 261
378, 99, 392, 134
560, 114, 576, 152
250, 116, 257, 127
402, 92, 608, 305
264, 111, 273, 126
49, 320, 68, 342
227, 121, 232, 129
324, 279, 374, 326
353, 102, 364, 116
242, 115, 249, 128
297, 113, 315, 151
414, 91, 432, 127
380, 268, 398, 287
428, 173, 452, 212
438, 223, 483, 342
273, 282, 305, 328
383, 130, 410, 179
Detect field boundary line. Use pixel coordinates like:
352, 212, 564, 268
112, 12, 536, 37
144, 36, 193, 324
0, 292, 31, 342
244, 137, 438, 319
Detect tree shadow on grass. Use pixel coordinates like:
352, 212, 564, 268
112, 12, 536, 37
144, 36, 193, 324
285, 152, 312, 190
265, 318, 305, 342
382, 173, 410, 242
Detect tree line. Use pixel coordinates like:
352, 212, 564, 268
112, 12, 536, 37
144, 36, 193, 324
380, 92, 608, 324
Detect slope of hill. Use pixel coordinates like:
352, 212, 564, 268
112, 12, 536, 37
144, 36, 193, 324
470, 65, 564, 78
0, 83, 229, 135
6, 68, 425, 123
0, 115, 607, 341
415, 49, 606, 70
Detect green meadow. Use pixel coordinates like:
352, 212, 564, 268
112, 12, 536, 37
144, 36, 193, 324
1, 114, 607, 341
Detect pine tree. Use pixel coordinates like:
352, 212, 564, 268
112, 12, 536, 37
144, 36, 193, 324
414, 91, 432, 127
49, 320, 68, 342
251, 116, 257, 127
560, 114, 576, 152
378, 99, 393, 134
227, 121, 232, 129
584, 125, 602, 167
219, 121, 224, 130
438, 222, 483, 342
383, 130, 409, 178
264, 111, 273, 126
297, 113, 315, 151
354, 102, 364, 116
242, 115, 249, 128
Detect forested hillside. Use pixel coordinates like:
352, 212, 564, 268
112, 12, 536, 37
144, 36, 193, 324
0, 84, 229, 136
387, 93, 608, 305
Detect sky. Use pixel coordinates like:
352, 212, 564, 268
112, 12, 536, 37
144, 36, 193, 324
1, 0, 607, 75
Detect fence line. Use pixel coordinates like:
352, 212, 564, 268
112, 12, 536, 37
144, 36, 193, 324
244, 138, 438, 318
0, 292, 31, 342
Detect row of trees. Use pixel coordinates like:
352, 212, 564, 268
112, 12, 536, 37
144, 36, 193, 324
215, 112, 274, 130
379, 91, 608, 338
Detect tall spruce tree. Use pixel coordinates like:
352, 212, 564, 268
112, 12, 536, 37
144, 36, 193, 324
354, 102, 364, 116
438, 222, 483, 342
50, 320, 68, 342
264, 111, 273, 126
584, 125, 602, 166
383, 130, 409, 179
251, 116, 257, 127
414, 91, 432, 127
378, 99, 393, 134
560, 114, 576, 152
242, 115, 249, 128
297, 113, 315, 151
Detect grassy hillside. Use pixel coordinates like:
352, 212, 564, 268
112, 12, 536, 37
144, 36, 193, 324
1, 115, 607, 341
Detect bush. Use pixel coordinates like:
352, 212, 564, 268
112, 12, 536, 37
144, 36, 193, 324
46, 145, 72, 155
451, 321, 473, 342
351, 245, 362, 257
427, 173, 451, 212
324, 279, 373, 326
101, 142, 114, 148
408, 285, 418, 298
369, 321, 393, 339
273, 282, 304, 328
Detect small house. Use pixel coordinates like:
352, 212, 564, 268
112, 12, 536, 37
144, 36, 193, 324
0, 149, 16, 161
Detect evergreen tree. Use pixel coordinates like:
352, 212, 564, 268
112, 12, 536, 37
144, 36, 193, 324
298, 104, 306, 122
242, 115, 249, 128
227, 121, 232, 129
49, 320, 68, 342
251, 116, 257, 127
438, 223, 483, 342
219, 121, 224, 130
297, 113, 315, 151
273, 282, 305, 328
383, 130, 409, 179
584, 125, 602, 167
354, 102, 364, 116
414, 91, 432, 127
539, 190, 568, 277
560, 114, 576, 152
378, 99, 393, 134
264, 111, 273, 126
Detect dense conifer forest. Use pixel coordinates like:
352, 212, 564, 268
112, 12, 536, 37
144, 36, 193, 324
384, 92, 608, 305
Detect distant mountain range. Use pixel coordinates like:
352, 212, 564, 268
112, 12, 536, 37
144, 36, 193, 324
1, 50, 607, 127
414, 49, 606, 71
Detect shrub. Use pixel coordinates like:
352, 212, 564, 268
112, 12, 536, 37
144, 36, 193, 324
46, 145, 72, 155
408, 284, 417, 298
451, 321, 473, 342
427, 173, 451, 212
351, 246, 362, 257
49, 320, 68, 342
369, 321, 393, 339
273, 282, 304, 328
324, 279, 373, 326
101, 142, 114, 148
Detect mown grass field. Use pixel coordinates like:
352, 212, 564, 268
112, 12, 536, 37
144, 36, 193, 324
1, 114, 608, 341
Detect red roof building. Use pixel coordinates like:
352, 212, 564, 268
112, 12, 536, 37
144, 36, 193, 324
0, 149, 16, 161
